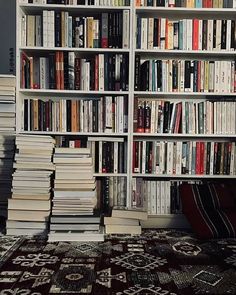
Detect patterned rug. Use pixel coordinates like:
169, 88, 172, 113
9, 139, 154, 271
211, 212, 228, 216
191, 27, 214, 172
0, 230, 236, 294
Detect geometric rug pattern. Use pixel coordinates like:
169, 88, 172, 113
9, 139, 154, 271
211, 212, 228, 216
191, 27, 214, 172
0, 230, 235, 294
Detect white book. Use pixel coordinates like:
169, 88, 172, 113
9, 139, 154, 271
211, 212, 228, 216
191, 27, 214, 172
43, 10, 48, 47
214, 61, 220, 93
98, 54, 104, 91
207, 20, 213, 51
150, 181, 157, 214
148, 18, 154, 50
166, 141, 173, 175
226, 20, 231, 51
122, 10, 130, 49
141, 18, 148, 50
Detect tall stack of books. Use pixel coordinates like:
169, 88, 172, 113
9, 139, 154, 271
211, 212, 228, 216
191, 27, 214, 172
48, 147, 103, 242
6, 135, 55, 236
0, 75, 15, 133
0, 135, 15, 223
104, 208, 148, 235
0, 75, 16, 227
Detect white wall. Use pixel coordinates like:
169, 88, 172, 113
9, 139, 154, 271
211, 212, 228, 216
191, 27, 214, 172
0, 0, 16, 75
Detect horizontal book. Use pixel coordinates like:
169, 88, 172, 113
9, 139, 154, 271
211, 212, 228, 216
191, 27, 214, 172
112, 208, 148, 220
105, 224, 142, 234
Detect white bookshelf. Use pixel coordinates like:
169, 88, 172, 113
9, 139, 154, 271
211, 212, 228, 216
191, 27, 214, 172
16, 1, 236, 229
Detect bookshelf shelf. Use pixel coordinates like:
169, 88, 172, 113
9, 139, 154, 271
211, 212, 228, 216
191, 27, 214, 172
20, 131, 128, 136
135, 7, 236, 18
20, 89, 130, 96
133, 133, 236, 138
132, 174, 236, 179
20, 47, 131, 53
135, 49, 236, 57
20, 4, 131, 13
94, 173, 128, 177
134, 92, 236, 97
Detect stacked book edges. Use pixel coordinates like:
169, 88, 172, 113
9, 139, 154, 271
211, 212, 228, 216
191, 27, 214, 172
104, 207, 148, 235
0, 135, 15, 219
0, 75, 16, 133
7, 135, 55, 236
48, 147, 104, 242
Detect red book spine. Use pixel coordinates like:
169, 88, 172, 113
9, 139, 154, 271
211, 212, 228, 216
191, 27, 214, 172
196, 141, 201, 174
174, 103, 182, 133
192, 19, 199, 50
55, 52, 60, 90
200, 142, 205, 174
60, 51, 64, 90
74, 57, 81, 90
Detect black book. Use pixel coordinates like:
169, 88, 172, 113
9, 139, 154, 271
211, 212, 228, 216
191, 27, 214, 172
231, 20, 235, 50
41, 101, 46, 131
134, 55, 141, 90
206, 142, 211, 175
63, 52, 69, 90
202, 20, 208, 50
140, 60, 149, 91
55, 12, 61, 47
156, 60, 162, 91
156, 0, 165, 6
184, 60, 191, 90
38, 100, 42, 131
153, 18, 159, 48
118, 12, 123, 48
175, 0, 182, 6
118, 142, 124, 173
172, 61, 178, 91
90, 58, 95, 90
213, 20, 217, 49
66, 100, 71, 132
147, 0, 153, 6
77, 0, 86, 4
72, 16, 76, 48
193, 61, 198, 92
221, 20, 227, 50
108, 13, 113, 48
24, 99, 28, 131
102, 177, 110, 214
163, 101, 170, 133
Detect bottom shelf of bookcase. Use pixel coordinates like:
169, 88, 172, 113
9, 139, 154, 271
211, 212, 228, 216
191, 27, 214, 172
140, 214, 190, 229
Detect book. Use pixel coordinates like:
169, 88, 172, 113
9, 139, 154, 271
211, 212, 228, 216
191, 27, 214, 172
112, 208, 148, 220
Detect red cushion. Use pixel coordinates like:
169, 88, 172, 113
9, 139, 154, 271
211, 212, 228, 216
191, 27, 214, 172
179, 183, 236, 239
180, 183, 236, 210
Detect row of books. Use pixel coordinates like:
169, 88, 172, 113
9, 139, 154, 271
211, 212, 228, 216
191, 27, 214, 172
22, 11, 130, 49
21, 52, 129, 91
132, 179, 183, 215
88, 137, 127, 173
23, 96, 128, 133
135, 57, 235, 93
97, 176, 127, 213
21, 0, 130, 5
136, 18, 236, 51
7, 135, 55, 236
135, 0, 236, 8
133, 140, 236, 175
134, 99, 236, 135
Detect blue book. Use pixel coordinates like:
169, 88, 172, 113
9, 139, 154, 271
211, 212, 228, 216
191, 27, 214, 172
68, 16, 72, 48
178, 20, 183, 50
195, 0, 202, 8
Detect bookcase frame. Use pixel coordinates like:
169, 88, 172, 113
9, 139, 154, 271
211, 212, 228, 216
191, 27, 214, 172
16, 1, 236, 229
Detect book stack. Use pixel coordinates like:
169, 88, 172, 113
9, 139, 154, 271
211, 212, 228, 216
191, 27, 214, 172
48, 147, 104, 242
6, 135, 55, 236
104, 208, 148, 235
0, 135, 15, 223
0, 75, 15, 133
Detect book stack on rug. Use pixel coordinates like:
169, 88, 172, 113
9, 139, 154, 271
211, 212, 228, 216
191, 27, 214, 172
0, 75, 16, 223
0, 135, 15, 221
104, 208, 148, 235
48, 147, 104, 242
0, 75, 15, 133
6, 135, 55, 236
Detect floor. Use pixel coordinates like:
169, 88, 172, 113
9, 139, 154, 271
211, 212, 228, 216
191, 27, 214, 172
0, 230, 235, 294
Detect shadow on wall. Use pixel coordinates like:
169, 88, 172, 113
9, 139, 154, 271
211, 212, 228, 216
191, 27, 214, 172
0, 0, 16, 75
